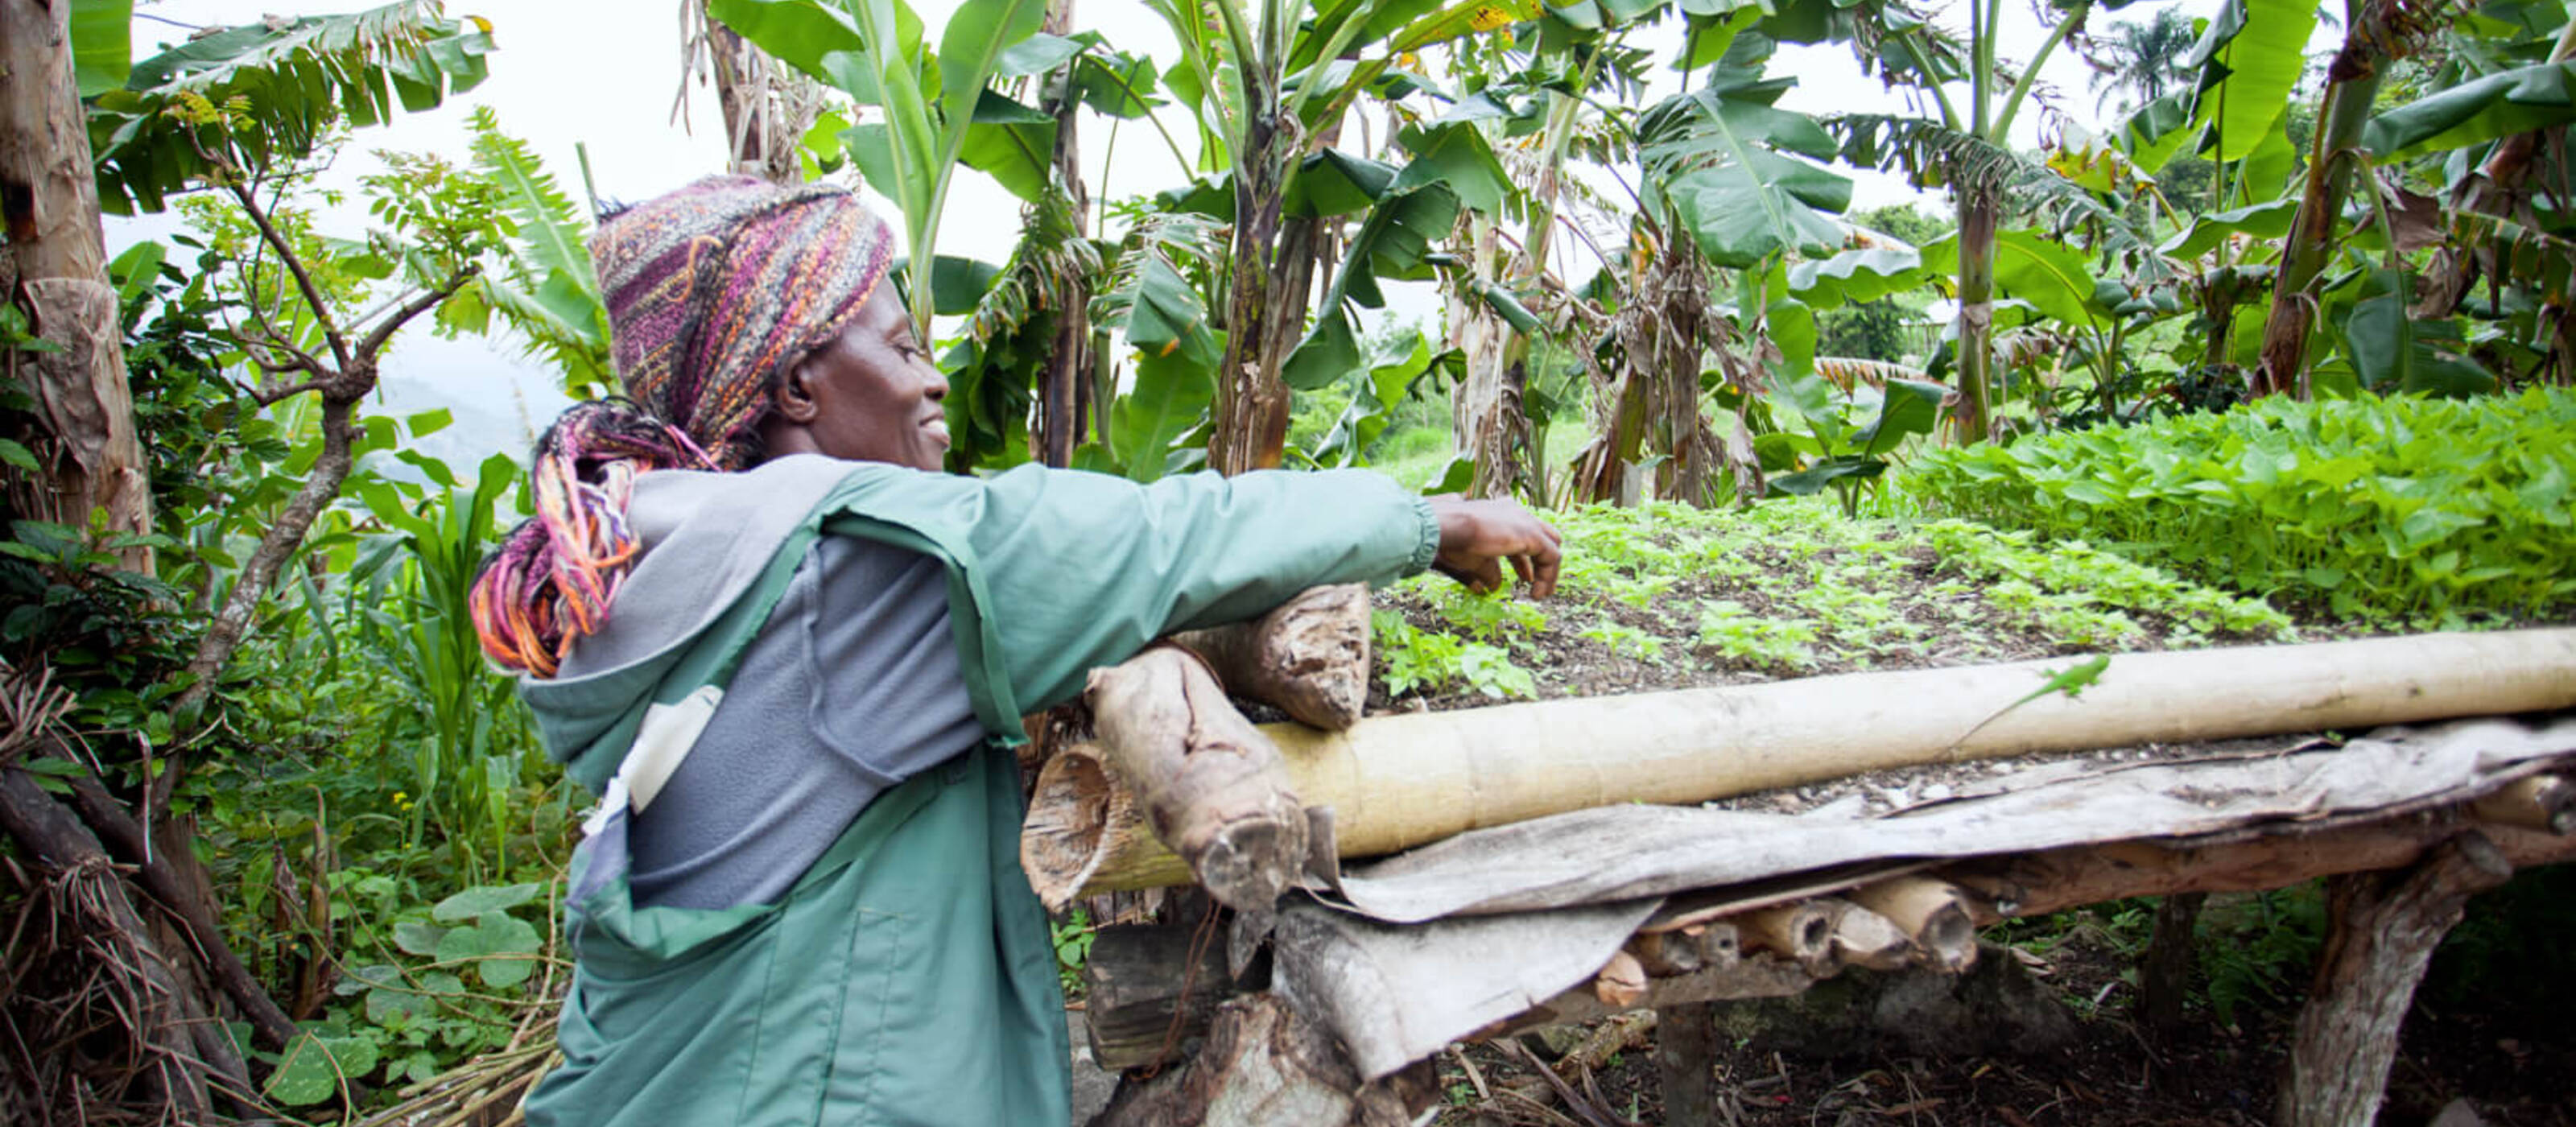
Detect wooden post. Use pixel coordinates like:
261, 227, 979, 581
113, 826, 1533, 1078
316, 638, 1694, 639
2276, 832, 2513, 1127
1652, 1001, 1723, 1127
2140, 892, 2207, 1038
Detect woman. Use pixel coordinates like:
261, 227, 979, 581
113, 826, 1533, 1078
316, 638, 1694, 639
473, 175, 1561, 1126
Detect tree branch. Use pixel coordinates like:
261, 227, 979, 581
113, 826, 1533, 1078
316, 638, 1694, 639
172, 394, 358, 741
355, 267, 477, 361
246, 376, 333, 407
223, 177, 352, 371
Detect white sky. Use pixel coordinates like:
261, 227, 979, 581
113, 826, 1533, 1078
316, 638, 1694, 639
109, 0, 2257, 467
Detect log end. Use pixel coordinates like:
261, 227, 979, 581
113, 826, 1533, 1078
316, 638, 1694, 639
1022, 745, 1116, 914
1185, 809, 1310, 914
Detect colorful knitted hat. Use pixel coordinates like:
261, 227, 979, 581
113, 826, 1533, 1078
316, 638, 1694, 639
588, 175, 898, 468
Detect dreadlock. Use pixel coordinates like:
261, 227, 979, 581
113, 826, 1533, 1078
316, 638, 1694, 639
469, 399, 717, 676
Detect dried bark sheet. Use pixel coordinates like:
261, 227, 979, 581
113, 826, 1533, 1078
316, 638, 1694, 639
1265, 714, 2576, 1080
1316, 714, 2576, 923
1269, 898, 1662, 1084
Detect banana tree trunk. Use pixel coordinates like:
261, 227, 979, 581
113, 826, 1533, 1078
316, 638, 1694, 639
1036, 0, 1091, 467
1951, 184, 1998, 444
1450, 221, 1526, 499
1210, 67, 1290, 476
705, 19, 790, 184
2252, 39, 2385, 398
1, 0, 155, 561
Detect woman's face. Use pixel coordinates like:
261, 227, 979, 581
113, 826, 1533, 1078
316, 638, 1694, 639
762, 283, 951, 470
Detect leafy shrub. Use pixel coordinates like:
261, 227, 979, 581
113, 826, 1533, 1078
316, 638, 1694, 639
1373, 609, 1538, 700
1906, 389, 2576, 621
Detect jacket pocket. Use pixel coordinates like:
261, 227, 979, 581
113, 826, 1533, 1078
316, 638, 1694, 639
741, 902, 895, 1126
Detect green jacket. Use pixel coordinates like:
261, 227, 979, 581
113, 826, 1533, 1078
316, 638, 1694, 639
519, 459, 1438, 1126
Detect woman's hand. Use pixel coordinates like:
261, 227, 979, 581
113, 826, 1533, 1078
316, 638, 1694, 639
1427, 497, 1563, 599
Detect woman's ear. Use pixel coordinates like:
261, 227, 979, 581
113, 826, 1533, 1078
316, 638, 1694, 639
772, 358, 822, 423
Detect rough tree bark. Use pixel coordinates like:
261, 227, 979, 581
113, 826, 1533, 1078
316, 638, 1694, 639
1170, 584, 1371, 731
1951, 181, 1999, 442
1, 0, 155, 555
1093, 993, 1438, 1127
1208, 64, 1292, 477
1035, 0, 1092, 467
1084, 646, 1308, 917
1448, 220, 1529, 500
2276, 832, 2513, 1127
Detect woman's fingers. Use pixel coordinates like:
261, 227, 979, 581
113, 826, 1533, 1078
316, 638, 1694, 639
1428, 497, 1566, 598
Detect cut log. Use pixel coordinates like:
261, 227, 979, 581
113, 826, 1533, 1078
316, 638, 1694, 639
1084, 923, 1241, 1071
1081, 648, 1307, 915
1691, 921, 1743, 968
1171, 584, 1371, 731
1024, 742, 1132, 913
1091, 993, 1436, 1127
1848, 877, 1976, 972
2277, 832, 2514, 1127
2471, 774, 2574, 835
1026, 629, 2576, 898
1624, 928, 1703, 977
1825, 899, 1915, 972
1736, 901, 1836, 972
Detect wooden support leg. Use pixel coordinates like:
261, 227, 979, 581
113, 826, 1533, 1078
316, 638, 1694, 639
2277, 832, 2513, 1127
1091, 994, 1436, 1127
1084, 922, 1241, 1071
1653, 1000, 1722, 1127
2140, 891, 2206, 1039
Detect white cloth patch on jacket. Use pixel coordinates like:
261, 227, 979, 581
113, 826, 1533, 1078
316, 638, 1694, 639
619, 685, 725, 816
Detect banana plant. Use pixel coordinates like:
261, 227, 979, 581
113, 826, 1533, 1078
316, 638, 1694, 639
1140, 0, 1536, 473
88, 0, 495, 213
2257, 0, 2576, 396
1778, 0, 2120, 442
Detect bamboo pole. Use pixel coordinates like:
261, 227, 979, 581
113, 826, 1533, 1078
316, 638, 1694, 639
1023, 629, 2576, 898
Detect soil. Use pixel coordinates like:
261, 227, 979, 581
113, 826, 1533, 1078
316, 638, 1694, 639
1426, 906, 2576, 1127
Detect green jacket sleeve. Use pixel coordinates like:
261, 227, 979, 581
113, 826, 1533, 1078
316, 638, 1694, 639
964, 465, 1439, 712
